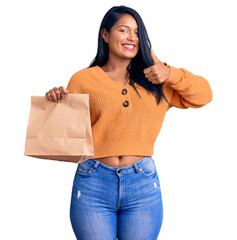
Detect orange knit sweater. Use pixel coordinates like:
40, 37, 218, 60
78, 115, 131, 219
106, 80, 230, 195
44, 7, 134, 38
66, 64, 212, 159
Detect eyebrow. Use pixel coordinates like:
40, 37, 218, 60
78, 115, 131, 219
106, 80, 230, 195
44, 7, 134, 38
116, 25, 138, 30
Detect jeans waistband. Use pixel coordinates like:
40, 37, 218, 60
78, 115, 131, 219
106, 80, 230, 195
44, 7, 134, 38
79, 156, 153, 174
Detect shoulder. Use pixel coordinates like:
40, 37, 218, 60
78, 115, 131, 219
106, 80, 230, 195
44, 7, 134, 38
67, 66, 98, 92
67, 66, 96, 93
71, 66, 97, 80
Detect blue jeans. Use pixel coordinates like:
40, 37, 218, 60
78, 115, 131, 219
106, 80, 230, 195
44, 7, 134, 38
70, 156, 163, 240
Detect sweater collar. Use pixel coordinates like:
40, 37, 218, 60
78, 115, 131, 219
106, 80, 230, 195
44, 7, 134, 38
95, 65, 133, 88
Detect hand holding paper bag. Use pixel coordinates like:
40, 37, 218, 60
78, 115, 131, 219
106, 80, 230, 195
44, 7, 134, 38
24, 93, 94, 163
45, 86, 70, 103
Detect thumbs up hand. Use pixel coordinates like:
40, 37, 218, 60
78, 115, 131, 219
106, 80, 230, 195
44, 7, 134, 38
143, 49, 170, 84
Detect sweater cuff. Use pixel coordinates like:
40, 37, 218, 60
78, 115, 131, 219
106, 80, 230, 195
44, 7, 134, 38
166, 65, 184, 85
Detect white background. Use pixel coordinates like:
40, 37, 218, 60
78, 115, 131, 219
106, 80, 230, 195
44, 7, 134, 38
1, 0, 236, 239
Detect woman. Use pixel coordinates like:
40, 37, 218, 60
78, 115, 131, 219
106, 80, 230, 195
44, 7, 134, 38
45, 5, 212, 240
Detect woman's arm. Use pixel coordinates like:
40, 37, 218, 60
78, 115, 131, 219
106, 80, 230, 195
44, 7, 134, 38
165, 65, 213, 109
66, 72, 81, 94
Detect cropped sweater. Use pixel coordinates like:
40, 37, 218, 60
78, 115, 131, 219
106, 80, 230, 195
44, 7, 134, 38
66, 64, 213, 159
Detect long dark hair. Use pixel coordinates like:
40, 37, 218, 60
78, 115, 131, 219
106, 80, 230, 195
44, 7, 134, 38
88, 5, 168, 105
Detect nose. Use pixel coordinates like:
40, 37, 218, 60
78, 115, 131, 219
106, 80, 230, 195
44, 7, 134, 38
127, 32, 137, 40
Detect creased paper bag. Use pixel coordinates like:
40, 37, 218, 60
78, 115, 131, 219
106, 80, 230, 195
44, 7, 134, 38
24, 94, 94, 163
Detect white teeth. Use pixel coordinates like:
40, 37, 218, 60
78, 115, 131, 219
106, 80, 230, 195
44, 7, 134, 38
123, 45, 134, 48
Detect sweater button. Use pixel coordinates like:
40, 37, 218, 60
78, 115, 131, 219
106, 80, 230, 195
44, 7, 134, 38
123, 101, 129, 107
122, 89, 127, 95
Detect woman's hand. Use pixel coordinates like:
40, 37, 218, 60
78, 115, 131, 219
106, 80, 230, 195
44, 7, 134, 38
143, 49, 170, 84
45, 86, 70, 103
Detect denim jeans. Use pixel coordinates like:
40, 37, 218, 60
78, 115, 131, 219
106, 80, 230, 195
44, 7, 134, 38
69, 156, 163, 240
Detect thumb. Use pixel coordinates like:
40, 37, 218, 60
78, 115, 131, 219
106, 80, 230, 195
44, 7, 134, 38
150, 49, 159, 64
63, 87, 70, 94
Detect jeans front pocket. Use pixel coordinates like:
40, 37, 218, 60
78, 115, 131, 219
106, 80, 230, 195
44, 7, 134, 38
140, 157, 157, 177
76, 162, 94, 177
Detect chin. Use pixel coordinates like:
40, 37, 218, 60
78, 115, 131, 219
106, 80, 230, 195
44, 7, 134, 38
122, 52, 138, 58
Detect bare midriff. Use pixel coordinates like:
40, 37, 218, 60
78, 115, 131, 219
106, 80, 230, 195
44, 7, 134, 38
93, 155, 147, 168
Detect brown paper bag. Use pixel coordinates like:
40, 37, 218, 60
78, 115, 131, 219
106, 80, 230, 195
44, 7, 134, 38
24, 94, 94, 163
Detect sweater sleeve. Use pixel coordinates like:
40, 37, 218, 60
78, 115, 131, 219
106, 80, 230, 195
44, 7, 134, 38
165, 64, 213, 109
66, 72, 81, 94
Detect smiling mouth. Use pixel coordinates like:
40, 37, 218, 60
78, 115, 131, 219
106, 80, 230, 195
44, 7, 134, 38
122, 44, 136, 50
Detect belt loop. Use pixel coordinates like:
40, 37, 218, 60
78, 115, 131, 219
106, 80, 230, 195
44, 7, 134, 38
93, 160, 100, 170
133, 162, 141, 173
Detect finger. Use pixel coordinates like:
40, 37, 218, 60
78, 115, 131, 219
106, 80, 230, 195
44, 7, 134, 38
148, 76, 160, 83
50, 90, 57, 102
59, 88, 65, 102
151, 49, 161, 65
60, 86, 70, 94
59, 87, 66, 102
53, 87, 61, 102
45, 91, 53, 101
151, 80, 161, 85
143, 66, 153, 74
150, 49, 158, 64
144, 71, 154, 79
148, 79, 162, 85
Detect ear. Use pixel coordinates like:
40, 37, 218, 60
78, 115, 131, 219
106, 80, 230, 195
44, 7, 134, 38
102, 28, 109, 43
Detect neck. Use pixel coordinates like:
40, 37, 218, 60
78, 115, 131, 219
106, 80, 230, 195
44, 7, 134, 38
103, 53, 131, 75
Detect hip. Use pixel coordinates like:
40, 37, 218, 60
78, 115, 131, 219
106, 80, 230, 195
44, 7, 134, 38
71, 156, 162, 208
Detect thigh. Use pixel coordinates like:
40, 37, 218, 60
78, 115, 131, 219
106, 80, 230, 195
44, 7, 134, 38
69, 163, 117, 240
118, 158, 163, 240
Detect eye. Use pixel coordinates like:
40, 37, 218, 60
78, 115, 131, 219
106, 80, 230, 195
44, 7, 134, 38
119, 29, 139, 35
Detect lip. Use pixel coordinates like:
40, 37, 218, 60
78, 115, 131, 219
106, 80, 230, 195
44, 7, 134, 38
122, 43, 136, 51
122, 43, 136, 46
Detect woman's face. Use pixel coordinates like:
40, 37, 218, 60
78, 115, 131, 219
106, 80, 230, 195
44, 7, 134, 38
102, 14, 139, 60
